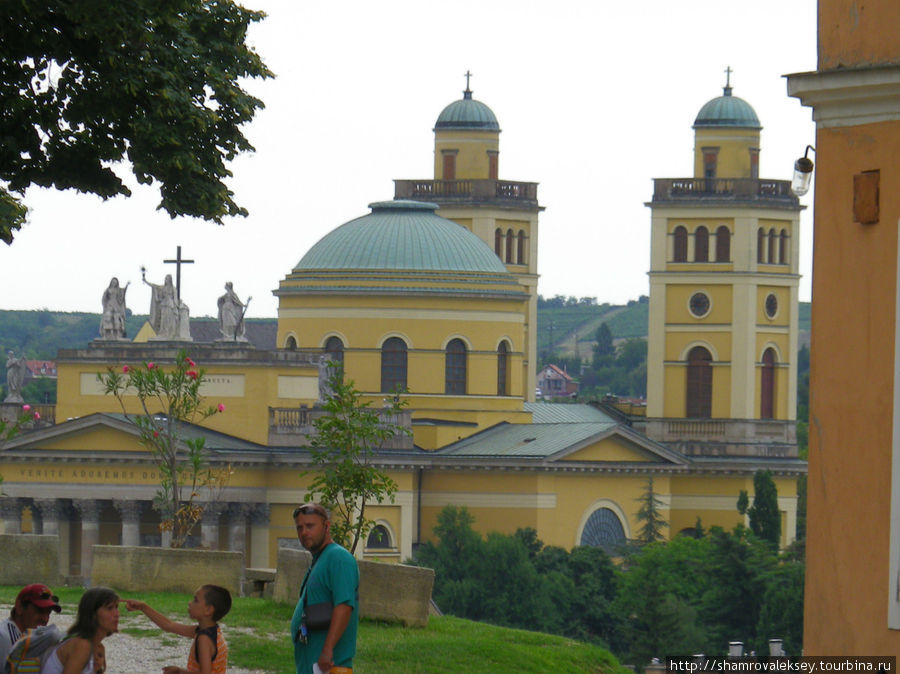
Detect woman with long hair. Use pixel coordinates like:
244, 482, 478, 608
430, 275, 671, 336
41, 587, 119, 674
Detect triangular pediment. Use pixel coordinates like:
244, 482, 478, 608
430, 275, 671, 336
546, 426, 688, 466
1, 414, 148, 454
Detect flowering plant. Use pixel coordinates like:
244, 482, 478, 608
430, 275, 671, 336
98, 349, 231, 547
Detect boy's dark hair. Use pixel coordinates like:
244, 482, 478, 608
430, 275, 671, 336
201, 585, 232, 622
69, 587, 119, 640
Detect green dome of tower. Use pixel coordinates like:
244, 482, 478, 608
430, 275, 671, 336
693, 82, 761, 130
434, 86, 500, 132
294, 200, 509, 273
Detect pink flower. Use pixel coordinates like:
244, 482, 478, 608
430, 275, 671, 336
153, 431, 159, 438
123, 365, 130, 373
147, 362, 155, 370
33, 412, 40, 420
22, 404, 31, 412
187, 370, 198, 380
186, 358, 196, 367
217, 403, 225, 413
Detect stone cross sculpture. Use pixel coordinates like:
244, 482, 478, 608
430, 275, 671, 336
142, 268, 192, 341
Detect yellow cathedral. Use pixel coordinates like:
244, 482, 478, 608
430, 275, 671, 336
0, 77, 805, 580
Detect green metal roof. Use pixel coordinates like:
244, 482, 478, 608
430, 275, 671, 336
436, 421, 620, 458
693, 85, 761, 129
434, 89, 500, 131
524, 402, 616, 423
294, 200, 509, 273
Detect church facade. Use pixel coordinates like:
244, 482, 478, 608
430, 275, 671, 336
0, 79, 805, 580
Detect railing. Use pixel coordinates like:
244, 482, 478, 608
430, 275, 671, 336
268, 407, 414, 449
394, 179, 539, 205
652, 178, 797, 203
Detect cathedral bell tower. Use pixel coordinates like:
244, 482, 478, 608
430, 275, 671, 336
394, 73, 543, 401
644, 70, 802, 457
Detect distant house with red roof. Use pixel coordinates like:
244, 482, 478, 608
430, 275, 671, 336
536, 364, 578, 398
25, 360, 57, 379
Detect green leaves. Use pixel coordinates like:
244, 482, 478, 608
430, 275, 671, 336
0, 0, 272, 243
303, 362, 408, 554
98, 348, 229, 547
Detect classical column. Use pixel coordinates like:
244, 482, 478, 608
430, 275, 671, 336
249, 504, 271, 568
29, 502, 43, 535
33, 498, 63, 537
161, 528, 172, 549
200, 503, 226, 550
73, 499, 100, 579
0, 497, 23, 534
227, 503, 252, 556
113, 500, 143, 547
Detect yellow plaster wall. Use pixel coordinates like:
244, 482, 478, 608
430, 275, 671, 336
665, 284, 733, 324
564, 437, 654, 462
693, 129, 760, 178
434, 130, 499, 180
756, 287, 791, 326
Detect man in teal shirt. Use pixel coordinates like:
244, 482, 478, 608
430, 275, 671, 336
291, 503, 359, 673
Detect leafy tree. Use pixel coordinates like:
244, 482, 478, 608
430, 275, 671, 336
593, 323, 615, 368
616, 338, 647, 372
99, 350, 229, 547
0, 0, 273, 243
635, 476, 668, 544
303, 363, 409, 554
755, 561, 805, 655
737, 489, 749, 515
748, 470, 781, 549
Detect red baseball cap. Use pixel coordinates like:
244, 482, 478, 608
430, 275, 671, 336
16, 584, 61, 612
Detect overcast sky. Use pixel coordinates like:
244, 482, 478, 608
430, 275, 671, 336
0, 0, 818, 319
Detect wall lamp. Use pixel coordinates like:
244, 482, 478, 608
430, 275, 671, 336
791, 145, 815, 196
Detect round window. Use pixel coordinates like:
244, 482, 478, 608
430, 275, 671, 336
765, 293, 778, 319
689, 292, 711, 318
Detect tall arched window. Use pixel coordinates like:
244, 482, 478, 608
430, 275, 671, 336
494, 228, 503, 257
757, 228, 766, 263
779, 229, 789, 265
761, 348, 776, 419
686, 346, 713, 418
768, 228, 777, 264
366, 524, 392, 550
381, 337, 408, 393
505, 228, 514, 263
580, 507, 626, 551
497, 341, 509, 396
517, 230, 526, 264
715, 225, 730, 262
324, 336, 344, 370
285, 335, 297, 350
445, 338, 467, 395
673, 226, 688, 262
694, 226, 709, 262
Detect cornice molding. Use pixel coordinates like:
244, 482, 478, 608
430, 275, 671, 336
786, 65, 900, 128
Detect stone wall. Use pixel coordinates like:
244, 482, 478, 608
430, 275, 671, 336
273, 547, 434, 627
91, 546, 243, 595
0, 534, 60, 586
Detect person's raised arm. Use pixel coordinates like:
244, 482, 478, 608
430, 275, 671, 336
123, 599, 195, 638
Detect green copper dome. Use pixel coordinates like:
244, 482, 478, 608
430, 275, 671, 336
294, 200, 509, 273
693, 84, 761, 130
434, 87, 500, 132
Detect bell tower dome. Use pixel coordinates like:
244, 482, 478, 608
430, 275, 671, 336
433, 71, 501, 180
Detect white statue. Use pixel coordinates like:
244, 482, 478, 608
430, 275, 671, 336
142, 270, 192, 341
99, 277, 130, 340
217, 282, 250, 342
4, 350, 26, 403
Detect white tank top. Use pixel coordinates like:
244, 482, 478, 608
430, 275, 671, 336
40, 642, 95, 674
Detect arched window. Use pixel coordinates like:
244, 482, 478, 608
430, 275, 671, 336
694, 226, 709, 262
673, 226, 688, 262
715, 225, 730, 262
497, 341, 509, 396
285, 335, 297, 350
517, 230, 526, 264
381, 337, 407, 393
761, 348, 776, 419
494, 228, 503, 257
324, 336, 344, 369
366, 524, 392, 549
768, 228, 777, 264
505, 228, 514, 263
686, 346, 713, 418
580, 507, 627, 551
779, 229, 789, 265
757, 228, 766, 263
445, 338, 467, 395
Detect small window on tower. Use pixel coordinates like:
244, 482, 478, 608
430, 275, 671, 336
442, 151, 457, 180
488, 150, 499, 180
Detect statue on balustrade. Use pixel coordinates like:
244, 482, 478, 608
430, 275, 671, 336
4, 350, 26, 403
142, 269, 192, 341
217, 282, 250, 342
99, 277, 130, 340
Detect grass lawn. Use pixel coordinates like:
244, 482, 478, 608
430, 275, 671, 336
0, 586, 625, 673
